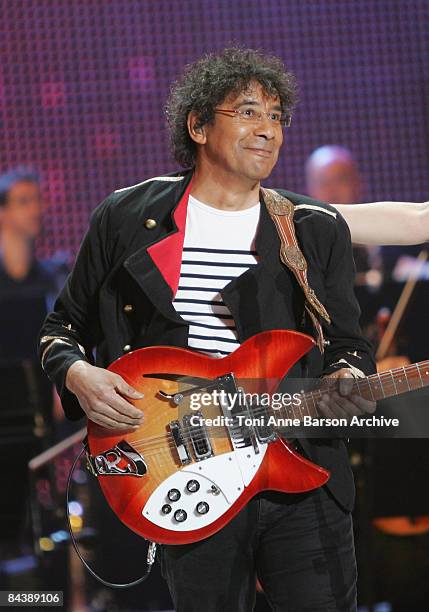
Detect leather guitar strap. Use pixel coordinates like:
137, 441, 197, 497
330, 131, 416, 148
262, 187, 331, 353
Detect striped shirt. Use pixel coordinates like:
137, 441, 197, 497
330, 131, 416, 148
172, 195, 260, 357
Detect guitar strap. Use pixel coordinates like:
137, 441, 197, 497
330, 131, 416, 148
262, 187, 331, 353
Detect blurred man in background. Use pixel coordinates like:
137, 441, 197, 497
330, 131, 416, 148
0, 167, 67, 567
305, 145, 382, 283
305, 144, 362, 205
305, 147, 429, 611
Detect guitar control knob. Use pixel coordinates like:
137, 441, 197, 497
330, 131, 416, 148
174, 509, 187, 523
196, 501, 209, 515
186, 479, 200, 493
161, 504, 172, 514
167, 488, 181, 502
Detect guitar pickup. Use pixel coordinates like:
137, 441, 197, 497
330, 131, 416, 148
183, 412, 214, 461
169, 420, 191, 465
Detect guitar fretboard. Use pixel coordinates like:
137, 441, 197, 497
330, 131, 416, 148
277, 360, 429, 422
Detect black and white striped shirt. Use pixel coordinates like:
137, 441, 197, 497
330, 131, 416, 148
172, 195, 260, 357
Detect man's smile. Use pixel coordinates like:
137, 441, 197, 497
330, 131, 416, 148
244, 147, 274, 157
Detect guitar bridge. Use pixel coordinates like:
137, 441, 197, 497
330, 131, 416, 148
217, 375, 260, 453
86, 439, 146, 477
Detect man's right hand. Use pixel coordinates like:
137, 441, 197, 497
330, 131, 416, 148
65, 360, 144, 430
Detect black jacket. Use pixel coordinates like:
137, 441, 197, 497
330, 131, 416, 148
39, 169, 375, 510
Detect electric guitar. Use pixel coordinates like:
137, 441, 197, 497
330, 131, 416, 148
86, 329, 429, 544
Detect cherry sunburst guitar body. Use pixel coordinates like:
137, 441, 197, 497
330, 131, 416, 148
86, 330, 330, 544
87, 329, 429, 544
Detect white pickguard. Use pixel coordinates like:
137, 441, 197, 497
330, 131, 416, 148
142, 443, 267, 531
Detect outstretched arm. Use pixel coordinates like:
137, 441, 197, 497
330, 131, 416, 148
332, 201, 429, 246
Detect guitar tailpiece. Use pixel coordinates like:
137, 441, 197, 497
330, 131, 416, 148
67, 445, 157, 589
83, 437, 147, 478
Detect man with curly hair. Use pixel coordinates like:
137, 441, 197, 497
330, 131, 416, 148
39, 48, 380, 610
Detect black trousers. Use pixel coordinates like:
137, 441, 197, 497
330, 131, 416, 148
159, 486, 357, 612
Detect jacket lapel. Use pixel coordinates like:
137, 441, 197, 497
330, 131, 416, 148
123, 172, 192, 325
223, 189, 285, 294
221, 190, 301, 340
122, 182, 295, 328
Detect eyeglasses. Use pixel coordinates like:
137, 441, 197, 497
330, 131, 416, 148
214, 107, 292, 128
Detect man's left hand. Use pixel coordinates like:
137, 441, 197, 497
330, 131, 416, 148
318, 368, 376, 420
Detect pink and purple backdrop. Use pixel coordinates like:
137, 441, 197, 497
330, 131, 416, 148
1, 0, 428, 259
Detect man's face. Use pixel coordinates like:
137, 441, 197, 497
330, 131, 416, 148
197, 81, 284, 182
307, 160, 361, 205
1, 180, 42, 239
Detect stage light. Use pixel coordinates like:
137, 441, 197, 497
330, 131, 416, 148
69, 515, 83, 531
50, 530, 69, 543
39, 537, 55, 552
68, 500, 83, 516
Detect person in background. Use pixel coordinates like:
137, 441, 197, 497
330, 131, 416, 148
333, 199, 428, 246
305, 145, 362, 205
306, 145, 428, 283
305, 145, 382, 284
306, 147, 429, 612
0, 166, 67, 566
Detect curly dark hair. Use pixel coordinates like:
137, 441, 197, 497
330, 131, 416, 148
166, 47, 298, 168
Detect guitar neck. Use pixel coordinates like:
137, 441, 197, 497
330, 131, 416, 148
298, 360, 429, 419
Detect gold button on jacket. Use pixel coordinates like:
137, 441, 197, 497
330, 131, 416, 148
144, 218, 157, 229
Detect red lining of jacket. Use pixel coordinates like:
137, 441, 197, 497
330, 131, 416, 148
146, 180, 191, 297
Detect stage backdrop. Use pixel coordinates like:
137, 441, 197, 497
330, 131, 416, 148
1, 0, 428, 259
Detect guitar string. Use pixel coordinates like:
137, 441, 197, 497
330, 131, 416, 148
130, 359, 428, 437
94, 365, 428, 456
118, 393, 322, 450
118, 375, 427, 453
117, 365, 427, 449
